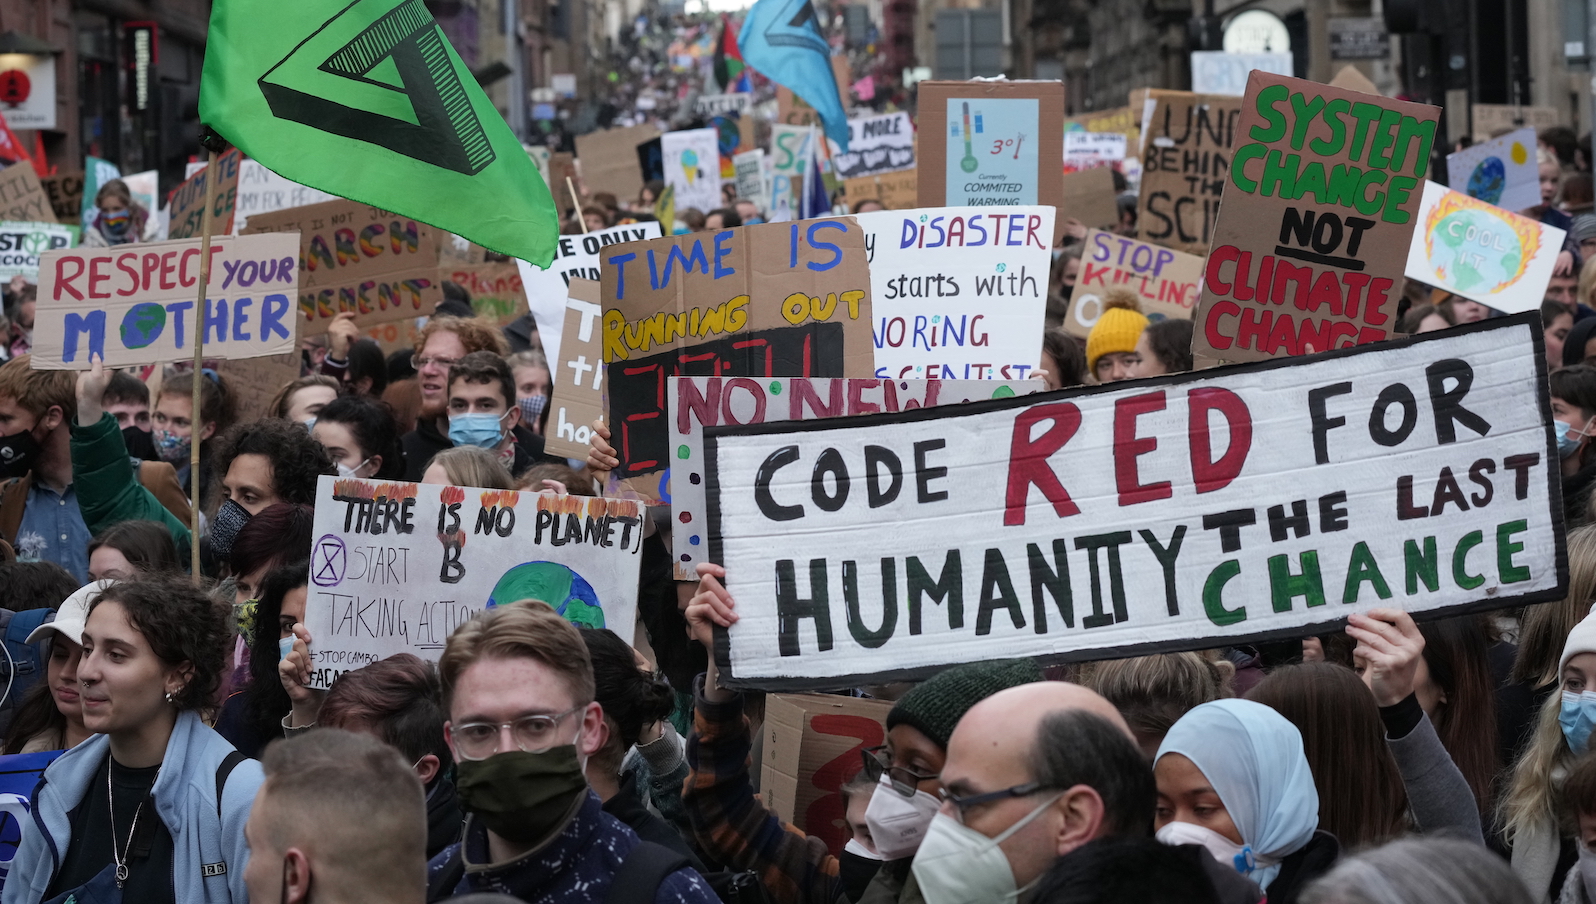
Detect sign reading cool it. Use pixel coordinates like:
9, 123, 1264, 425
31, 232, 301, 369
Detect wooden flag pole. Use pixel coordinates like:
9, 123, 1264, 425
190, 147, 218, 582
567, 177, 587, 233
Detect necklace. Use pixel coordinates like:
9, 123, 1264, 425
108, 758, 154, 888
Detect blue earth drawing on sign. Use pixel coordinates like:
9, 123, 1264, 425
119, 303, 167, 349
487, 561, 604, 628
1467, 157, 1507, 205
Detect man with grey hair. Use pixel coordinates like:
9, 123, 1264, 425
243, 729, 427, 904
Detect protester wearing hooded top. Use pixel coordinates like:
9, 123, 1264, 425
917, 682, 1208, 904
269, 376, 340, 429
682, 561, 1044, 904
217, 561, 310, 758
1085, 290, 1148, 383
312, 395, 405, 481
579, 627, 704, 871
1551, 366, 1596, 525
1155, 699, 1333, 904
1502, 609, 1596, 901
401, 316, 515, 481
243, 729, 427, 904
208, 418, 335, 566
153, 369, 237, 504
82, 179, 149, 247
2, 577, 263, 904
1085, 653, 1232, 760
425, 600, 718, 904
2, 581, 108, 755
1302, 837, 1531, 904
439, 351, 546, 476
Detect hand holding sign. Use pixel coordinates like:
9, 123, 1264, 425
1348, 608, 1424, 707
688, 562, 739, 703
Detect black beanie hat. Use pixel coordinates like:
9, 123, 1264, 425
885, 658, 1044, 750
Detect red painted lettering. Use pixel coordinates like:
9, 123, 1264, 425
1188, 387, 1252, 493
1003, 402, 1082, 526
1114, 391, 1171, 506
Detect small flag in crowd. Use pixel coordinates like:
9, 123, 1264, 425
738, 0, 850, 152
713, 16, 750, 93
198, 0, 559, 265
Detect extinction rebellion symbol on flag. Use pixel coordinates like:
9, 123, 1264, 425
257, 0, 496, 176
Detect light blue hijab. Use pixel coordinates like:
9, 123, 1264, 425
1156, 698, 1319, 890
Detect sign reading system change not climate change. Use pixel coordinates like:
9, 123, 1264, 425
705, 316, 1564, 689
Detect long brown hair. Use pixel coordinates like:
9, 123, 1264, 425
1418, 615, 1500, 814
1514, 523, 1596, 687
1247, 662, 1409, 848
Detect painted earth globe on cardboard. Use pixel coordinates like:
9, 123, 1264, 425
487, 561, 605, 628
1466, 156, 1506, 205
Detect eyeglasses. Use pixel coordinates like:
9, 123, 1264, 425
938, 782, 1048, 825
412, 354, 460, 372
861, 745, 939, 797
449, 704, 584, 761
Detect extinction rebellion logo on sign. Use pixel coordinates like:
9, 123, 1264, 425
0, 222, 74, 282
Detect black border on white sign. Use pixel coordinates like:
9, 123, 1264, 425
702, 312, 1568, 691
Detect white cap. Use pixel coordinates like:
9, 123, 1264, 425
26, 580, 115, 646
1562, 606, 1596, 673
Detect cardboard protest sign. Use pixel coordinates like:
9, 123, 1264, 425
1471, 104, 1559, 142
600, 219, 875, 502
233, 160, 334, 232
1063, 133, 1127, 173
0, 222, 76, 283
303, 475, 645, 688
696, 94, 753, 117
1328, 65, 1382, 96
517, 222, 663, 371
843, 172, 917, 211
1190, 51, 1294, 96
218, 352, 303, 422
853, 206, 1054, 380
242, 199, 443, 335
1137, 91, 1243, 251
760, 694, 891, 854
1066, 106, 1140, 160
544, 280, 604, 460
0, 164, 52, 225
917, 81, 1065, 244
704, 315, 1564, 688
1061, 168, 1121, 230
662, 129, 722, 216
1446, 128, 1538, 212
575, 124, 659, 202
33, 233, 301, 369
734, 150, 768, 215
447, 261, 527, 324
1404, 181, 1565, 314
831, 112, 915, 180
770, 125, 816, 222
41, 171, 83, 226
1190, 73, 1440, 363
1063, 230, 1202, 339
671, 377, 1044, 578
167, 148, 242, 240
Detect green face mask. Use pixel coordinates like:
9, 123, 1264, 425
455, 745, 589, 844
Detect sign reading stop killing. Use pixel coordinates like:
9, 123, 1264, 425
1189, 73, 1440, 363
704, 315, 1565, 689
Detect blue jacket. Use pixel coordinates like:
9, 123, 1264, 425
1, 711, 264, 904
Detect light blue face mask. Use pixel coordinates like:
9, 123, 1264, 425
1561, 690, 1596, 753
1559, 419, 1591, 459
449, 411, 508, 450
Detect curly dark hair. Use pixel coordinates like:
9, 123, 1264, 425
211, 418, 336, 508
1141, 319, 1194, 374
89, 577, 229, 711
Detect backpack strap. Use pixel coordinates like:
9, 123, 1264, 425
605, 841, 690, 904
215, 750, 246, 819
6, 608, 52, 647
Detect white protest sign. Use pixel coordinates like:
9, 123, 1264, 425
0, 221, 76, 282
671, 377, 1045, 577
1446, 128, 1539, 213
1404, 181, 1564, 315
831, 112, 915, 180
662, 128, 723, 216
1190, 52, 1295, 96
32, 232, 301, 369
303, 476, 645, 688
770, 125, 816, 223
853, 206, 1054, 380
705, 315, 1564, 689
1063, 132, 1127, 173
516, 221, 662, 372
734, 150, 768, 215
697, 93, 753, 117
233, 160, 335, 232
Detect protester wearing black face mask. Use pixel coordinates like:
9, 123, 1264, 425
425, 602, 718, 904
0, 355, 90, 581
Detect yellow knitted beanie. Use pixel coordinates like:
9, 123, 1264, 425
1086, 290, 1149, 372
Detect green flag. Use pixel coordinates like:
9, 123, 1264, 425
199, 0, 557, 265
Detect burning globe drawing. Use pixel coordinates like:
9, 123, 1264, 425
487, 562, 605, 628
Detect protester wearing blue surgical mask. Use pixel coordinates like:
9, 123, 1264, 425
445, 351, 546, 477
1154, 699, 1332, 902
1550, 366, 1596, 527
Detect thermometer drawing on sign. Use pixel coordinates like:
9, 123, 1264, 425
960, 102, 978, 172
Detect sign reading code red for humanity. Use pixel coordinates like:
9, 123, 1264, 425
1191, 72, 1439, 363
705, 315, 1564, 690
